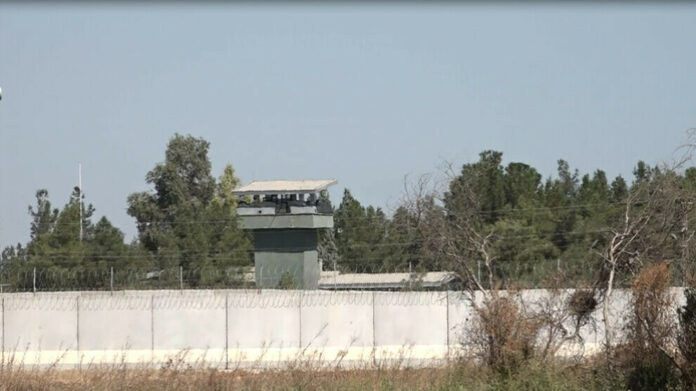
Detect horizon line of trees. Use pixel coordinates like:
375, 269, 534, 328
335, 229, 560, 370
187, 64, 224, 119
1, 133, 694, 290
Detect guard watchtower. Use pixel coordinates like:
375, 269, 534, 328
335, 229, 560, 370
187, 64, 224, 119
233, 179, 337, 289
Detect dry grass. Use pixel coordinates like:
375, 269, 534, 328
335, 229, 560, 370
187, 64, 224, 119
0, 365, 434, 391
0, 359, 615, 391
620, 262, 695, 391
467, 294, 542, 373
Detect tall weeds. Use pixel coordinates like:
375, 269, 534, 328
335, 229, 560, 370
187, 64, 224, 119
0, 360, 615, 391
467, 293, 541, 374
621, 262, 690, 391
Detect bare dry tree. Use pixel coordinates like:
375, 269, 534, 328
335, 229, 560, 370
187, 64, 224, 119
415, 161, 497, 296
398, 164, 545, 370
397, 133, 696, 370
397, 173, 438, 232
675, 129, 696, 284
596, 130, 696, 360
595, 184, 654, 353
534, 275, 599, 360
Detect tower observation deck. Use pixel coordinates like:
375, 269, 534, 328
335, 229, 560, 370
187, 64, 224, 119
233, 179, 337, 289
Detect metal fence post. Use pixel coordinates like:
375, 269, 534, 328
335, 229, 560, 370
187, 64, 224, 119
446, 291, 450, 361
150, 294, 155, 364
298, 291, 302, 351
258, 266, 263, 291
33, 267, 36, 293
110, 267, 114, 292
76, 296, 81, 370
225, 292, 229, 370
179, 266, 183, 290
2, 297, 5, 366
372, 291, 377, 366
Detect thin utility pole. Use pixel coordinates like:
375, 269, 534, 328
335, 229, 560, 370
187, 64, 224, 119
78, 163, 83, 243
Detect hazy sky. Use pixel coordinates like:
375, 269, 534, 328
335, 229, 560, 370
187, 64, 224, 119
1, 3, 695, 248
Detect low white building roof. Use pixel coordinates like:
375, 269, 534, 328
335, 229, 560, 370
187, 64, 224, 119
233, 179, 337, 195
318, 271, 458, 290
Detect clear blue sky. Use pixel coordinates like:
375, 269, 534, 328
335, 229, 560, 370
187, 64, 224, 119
1, 3, 695, 248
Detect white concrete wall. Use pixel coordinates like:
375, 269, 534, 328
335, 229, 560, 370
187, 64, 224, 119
299, 291, 373, 364
227, 290, 301, 366
0, 288, 687, 369
153, 290, 227, 366
374, 292, 448, 363
3, 293, 79, 366
79, 292, 152, 365
447, 291, 478, 354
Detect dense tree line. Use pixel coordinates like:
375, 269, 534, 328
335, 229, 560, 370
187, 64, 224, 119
330, 150, 695, 286
2, 135, 694, 290
0, 134, 251, 290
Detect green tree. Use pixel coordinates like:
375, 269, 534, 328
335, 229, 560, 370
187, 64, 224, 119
543, 160, 580, 253
446, 150, 506, 224
28, 189, 58, 241
334, 189, 397, 272
80, 216, 135, 287
0, 187, 138, 291
503, 162, 542, 208
633, 160, 651, 183
127, 134, 251, 286
215, 164, 241, 208
334, 189, 372, 272
491, 218, 559, 286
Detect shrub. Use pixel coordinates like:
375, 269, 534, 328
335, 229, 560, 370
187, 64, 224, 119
276, 272, 297, 289
624, 262, 681, 391
678, 287, 696, 390
628, 263, 675, 349
568, 289, 597, 326
468, 294, 541, 374
678, 288, 696, 363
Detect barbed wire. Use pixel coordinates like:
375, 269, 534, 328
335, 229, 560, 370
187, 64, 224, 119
1, 260, 692, 309
1, 256, 692, 297
0, 290, 458, 311
4, 282, 682, 311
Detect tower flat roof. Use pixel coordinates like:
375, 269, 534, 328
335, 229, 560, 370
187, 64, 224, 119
232, 179, 337, 195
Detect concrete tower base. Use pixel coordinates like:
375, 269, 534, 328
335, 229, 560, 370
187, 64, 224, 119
254, 250, 319, 289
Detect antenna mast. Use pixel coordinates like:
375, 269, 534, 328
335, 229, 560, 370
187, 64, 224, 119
79, 163, 83, 242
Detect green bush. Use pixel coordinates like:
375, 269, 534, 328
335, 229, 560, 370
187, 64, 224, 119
277, 272, 297, 289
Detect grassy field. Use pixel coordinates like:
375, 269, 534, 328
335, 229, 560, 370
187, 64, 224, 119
0, 360, 630, 391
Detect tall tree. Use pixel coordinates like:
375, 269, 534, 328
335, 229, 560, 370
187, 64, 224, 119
28, 189, 58, 241
215, 164, 241, 208
503, 162, 542, 208
543, 160, 580, 253
446, 151, 506, 224
333, 189, 396, 272
127, 134, 251, 286
1, 187, 137, 290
